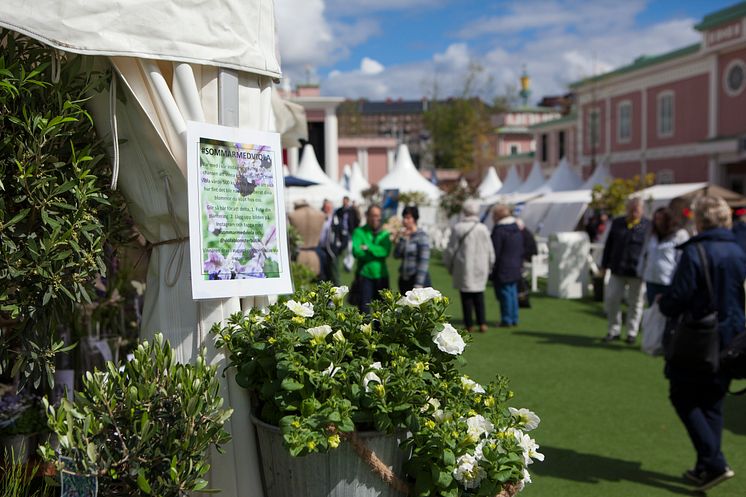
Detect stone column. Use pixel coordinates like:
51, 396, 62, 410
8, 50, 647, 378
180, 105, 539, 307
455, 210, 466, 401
386, 147, 395, 173
324, 108, 339, 181
287, 146, 299, 174
357, 148, 369, 180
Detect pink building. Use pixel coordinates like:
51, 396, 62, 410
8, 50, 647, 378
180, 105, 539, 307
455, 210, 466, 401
338, 136, 398, 185
568, 2, 746, 191
492, 107, 561, 180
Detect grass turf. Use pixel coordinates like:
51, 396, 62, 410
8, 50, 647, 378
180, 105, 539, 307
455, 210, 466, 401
346, 254, 746, 497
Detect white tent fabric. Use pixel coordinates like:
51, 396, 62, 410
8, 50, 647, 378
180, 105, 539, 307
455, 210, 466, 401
634, 182, 708, 214
538, 158, 583, 193
520, 190, 593, 235
340, 164, 352, 189
288, 144, 350, 207
515, 162, 546, 193
477, 167, 503, 198
347, 161, 370, 202
377, 144, 442, 202
0, 0, 281, 78
498, 165, 524, 194
582, 160, 613, 189
272, 91, 308, 148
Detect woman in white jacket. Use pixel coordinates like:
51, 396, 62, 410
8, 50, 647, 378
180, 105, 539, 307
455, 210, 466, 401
443, 200, 495, 333
638, 206, 690, 305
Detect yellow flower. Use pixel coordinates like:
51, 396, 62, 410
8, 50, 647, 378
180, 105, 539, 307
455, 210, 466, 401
425, 419, 436, 429
328, 434, 341, 448
474, 395, 482, 404
467, 409, 477, 417
308, 291, 316, 298
413, 362, 426, 374
291, 419, 301, 428
268, 337, 277, 344
336, 312, 346, 321
292, 316, 306, 325
508, 390, 514, 399
373, 384, 385, 397
484, 396, 496, 407
306, 440, 316, 450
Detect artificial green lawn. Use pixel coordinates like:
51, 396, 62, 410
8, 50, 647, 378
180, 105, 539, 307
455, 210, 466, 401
361, 254, 746, 497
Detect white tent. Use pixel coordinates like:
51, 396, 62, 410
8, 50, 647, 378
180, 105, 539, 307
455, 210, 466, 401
539, 158, 583, 193
288, 144, 350, 207
520, 189, 593, 235
582, 160, 613, 189
477, 167, 502, 198
497, 165, 524, 194
377, 144, 442, 202
350, 161, 370, 194
0, 2, 284, 495
515, 162, 546, 194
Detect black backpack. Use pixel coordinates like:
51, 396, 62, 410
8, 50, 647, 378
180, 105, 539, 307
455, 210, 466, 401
721, 331, 746, 394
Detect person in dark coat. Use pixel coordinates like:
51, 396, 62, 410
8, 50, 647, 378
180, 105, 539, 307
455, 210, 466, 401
658, 195, 746, 492
490, 204, 524, 327
600, 197, 650, 344
731, 207, 746, 254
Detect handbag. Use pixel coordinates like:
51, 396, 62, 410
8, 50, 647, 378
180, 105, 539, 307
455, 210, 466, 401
720, 332, 746, 395
641, 302, 666, 356
664, 243, 720, 374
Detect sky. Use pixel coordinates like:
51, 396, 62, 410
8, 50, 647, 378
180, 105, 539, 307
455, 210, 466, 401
275, 0, 738, 103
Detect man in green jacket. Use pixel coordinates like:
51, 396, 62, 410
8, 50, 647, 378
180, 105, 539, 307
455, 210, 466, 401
352, 204, 391, 314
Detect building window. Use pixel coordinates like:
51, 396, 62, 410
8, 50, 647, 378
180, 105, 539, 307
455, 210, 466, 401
724, 59, 746, 97
540, 134, 548, 162
657, 169, 675, 185
558, 130, 566, 160
588, 109, 600, 150
657, 91, 674, 137
617, 101, 632, 143
510, 144, 519, 155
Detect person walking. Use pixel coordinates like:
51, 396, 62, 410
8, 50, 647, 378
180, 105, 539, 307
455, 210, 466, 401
318, 199, 347, 285
600, 197, 650, 344
443, 200, 495, 333
490, 204, 524, 327
638, 207, 690, 305
393, 205, 431, 294
351, 204, 391, 314
658, 195, 746, 492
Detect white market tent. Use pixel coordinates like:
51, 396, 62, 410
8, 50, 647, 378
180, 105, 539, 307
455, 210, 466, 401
515, 162, 546, 194
0, 2, 284, 495
582, 160, 613, 189
287, 144, 350, 207
633, 182, 746, 213
477, 167, 503, 198
497, 165, 524, 194
377, 144, 442, 203
518, 159, 584, 232
339, 161, 369, 203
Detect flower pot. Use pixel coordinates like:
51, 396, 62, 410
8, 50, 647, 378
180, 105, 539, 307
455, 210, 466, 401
253, 416, 410, 497
0, 433, 35, 463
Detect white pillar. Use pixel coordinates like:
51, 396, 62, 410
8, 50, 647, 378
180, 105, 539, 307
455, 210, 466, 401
357, 148, 369, 180
708, 155, 721, 184
386, 147, 395, 173
324, 108, 339, 181
287, 146, 299, 175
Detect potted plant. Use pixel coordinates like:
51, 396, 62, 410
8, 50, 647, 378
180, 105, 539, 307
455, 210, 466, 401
39, 333, 233, 497
214, 282, 543, 496
0, 392, 47, 464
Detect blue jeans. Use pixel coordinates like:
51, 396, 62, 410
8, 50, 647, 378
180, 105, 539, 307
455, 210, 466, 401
495, 282, 519, 325
645, 282, 669, 306
357, 276, 389, 315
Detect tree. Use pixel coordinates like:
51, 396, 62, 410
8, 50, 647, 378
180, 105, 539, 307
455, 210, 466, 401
422, 63, 494, 171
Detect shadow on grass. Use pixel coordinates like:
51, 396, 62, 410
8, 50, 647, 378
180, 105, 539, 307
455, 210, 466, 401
533, 446, 697, 495
514, 330, 642, 352
725, 391, 746, 436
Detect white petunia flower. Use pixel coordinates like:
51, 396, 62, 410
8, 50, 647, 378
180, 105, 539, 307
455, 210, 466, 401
397, 287, 442, 307
460, 376, 486, 394
306, 325, 332, 342
514, 429, 545, 465
359, 322, 373, 334
322, 362, 340, 377
432, 323, 465, 355
331, 285, 349, 303
466, 414, 495, 441
509, 407, 541, 431
362, 362, 383, 392
332, 330, 346, 343
453, 453, 487, 490
285, 299, 314, 317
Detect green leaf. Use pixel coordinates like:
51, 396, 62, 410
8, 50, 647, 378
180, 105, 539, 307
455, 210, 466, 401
280, 378, 304, 391
137, 469, 152, 494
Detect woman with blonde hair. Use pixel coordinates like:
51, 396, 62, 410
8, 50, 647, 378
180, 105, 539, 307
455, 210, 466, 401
659, 195, 746, 491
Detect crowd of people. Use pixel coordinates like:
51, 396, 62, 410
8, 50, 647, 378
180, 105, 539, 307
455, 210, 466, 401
288, 192, 745, 492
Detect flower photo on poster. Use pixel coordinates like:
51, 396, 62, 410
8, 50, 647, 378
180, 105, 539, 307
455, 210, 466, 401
187, 123, 293, 299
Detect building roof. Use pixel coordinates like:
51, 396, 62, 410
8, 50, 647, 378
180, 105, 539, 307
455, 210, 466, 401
570, 43, 701, 89
359, 100, 429, 115
529, 114, 577, 130
496, 126, 530, 134
695, 1, 746, 31
497, 151, 535, 161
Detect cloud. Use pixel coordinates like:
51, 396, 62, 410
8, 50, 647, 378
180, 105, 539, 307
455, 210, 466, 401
360, 57, 385, 75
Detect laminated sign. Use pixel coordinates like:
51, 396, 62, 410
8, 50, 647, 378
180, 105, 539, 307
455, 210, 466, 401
187, 122, 293, 299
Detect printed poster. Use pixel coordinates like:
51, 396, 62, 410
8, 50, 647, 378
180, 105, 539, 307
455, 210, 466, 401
187, 122, 293, 299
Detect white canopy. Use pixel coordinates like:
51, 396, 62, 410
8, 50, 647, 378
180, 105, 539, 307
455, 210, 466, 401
477, 167, 502, 198
346, 161, 370, 202
515, 162, 546, 193
582, 160, 613, 189
538, 158, 583, 193
0, 0, 281, 78
377, 144, 442, 202
520, 189, 593, 235
497, 165, 524, 194
633, 182, 708, 214
288, 145, 350, 207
